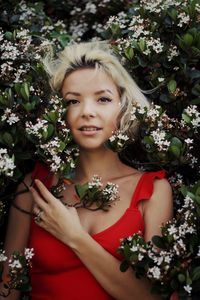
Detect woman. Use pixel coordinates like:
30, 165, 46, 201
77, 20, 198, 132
1, 42, 173, 300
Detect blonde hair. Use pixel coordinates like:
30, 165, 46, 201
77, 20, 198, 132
43, 41, 150, 138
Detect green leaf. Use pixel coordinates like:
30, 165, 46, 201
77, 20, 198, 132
192, 266, 200, 281
195, 187, 200, 197
124, 47, 134, 60
59, 141, 66, 151
159, 94, 172, 103
44, 111, 59, 123
168, 8, 177, 20
123, 243, 131, 260
167, 80, 177, 93
22, 102, 35, 112
183, 33, 193, 46
192, 84, 200, 96
15, 151, 32, 160
170, 137, 182, 148
169, 137, 182, 158
152, 235, 166, 249
169, 145, 180, 158
180, 185, 188, 197
120, 260, 130, 272
75, 183, 88, 199
3, 132, 13, 145
195, 195, 200, 205
182, 113, 191, 123
139, 39, 146, 52
190, 97, 200, 105
4, 31, 13, 41
20, 83, 30, 101
47, 124, 54, 139
178, 274, 186, 283
14, 83, 21, 95
143, 136, 154, 145
110, 24, 121, 36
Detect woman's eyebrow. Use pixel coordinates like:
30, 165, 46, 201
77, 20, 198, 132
94, 89, 113, 95
64, 92, 80, 97
64, 89, 114, 98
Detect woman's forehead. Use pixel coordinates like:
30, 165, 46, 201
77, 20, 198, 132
61, 68, 119, 96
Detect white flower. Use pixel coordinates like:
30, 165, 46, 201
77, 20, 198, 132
85, 2, 97, 14
0, 250, 7, 262
138, 253, 144, 261
130, 245, 138, 252
102, 182, 119, 202
148, 266, 161, 280
154, 256, 164, 266
0, 148, 16, 177
49, 155, 62, 172
147, 105, 161, 119
197, 246, 200, 257
167, 224, 177, 235
88, 175, 103, 189
167, 45, 179, 61
9, 259, 22, 269
1, 108, 20, 125
151, 129, 170, 151
185, 138, 193, 145
184, 284, 192, 294
178, 12, 190, 27
26, 119, 48, 139
24, 248, 34, 260
164, 255, 171, 264
196, 3, 200, 13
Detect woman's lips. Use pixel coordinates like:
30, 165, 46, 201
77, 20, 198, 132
79, 126, 102, 136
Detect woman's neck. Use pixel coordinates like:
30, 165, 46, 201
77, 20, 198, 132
74, 147, 124, 183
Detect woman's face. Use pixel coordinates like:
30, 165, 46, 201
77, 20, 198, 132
61, 68, 121, 151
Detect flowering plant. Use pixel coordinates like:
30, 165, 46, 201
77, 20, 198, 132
103, 1, 200, 298
72, 175, 120, 211
105, 0, 200, 109
0, 0, 72, 223
119, 182, 200, 299
0, 0, 200, 299
0, 248, 34, 297
126, 103, 199, 170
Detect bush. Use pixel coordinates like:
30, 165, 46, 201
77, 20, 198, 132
0, 0, 200, 299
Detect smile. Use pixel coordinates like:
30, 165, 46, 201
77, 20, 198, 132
79, 126, 102, 131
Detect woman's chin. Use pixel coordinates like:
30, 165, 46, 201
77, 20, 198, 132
78, 143, 109, 152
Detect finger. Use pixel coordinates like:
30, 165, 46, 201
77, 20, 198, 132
33, 204, 42, 215
34, 179, 55, 204
30, 186, 48, 211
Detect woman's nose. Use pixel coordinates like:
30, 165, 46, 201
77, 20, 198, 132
81, 100, 96, 118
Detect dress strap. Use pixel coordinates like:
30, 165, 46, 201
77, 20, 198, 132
130, 170, 166, 209
31, 161, 53, 189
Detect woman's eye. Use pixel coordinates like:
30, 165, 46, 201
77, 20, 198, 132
66, 99, 79, 106
98, 97, 112, 103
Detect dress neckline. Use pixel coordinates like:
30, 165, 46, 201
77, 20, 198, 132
46, 170, 146, 238
91, 172, 146, 238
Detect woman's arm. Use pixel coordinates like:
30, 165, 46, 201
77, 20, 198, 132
0, 174, 33, 300
30, 178, 173, 300
143, 178, 173, 241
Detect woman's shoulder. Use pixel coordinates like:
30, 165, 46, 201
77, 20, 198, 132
143, 172, 173, 211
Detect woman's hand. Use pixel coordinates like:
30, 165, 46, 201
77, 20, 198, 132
30, 179, 85, 247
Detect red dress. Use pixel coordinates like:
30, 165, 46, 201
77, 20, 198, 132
29, 163, 165, 300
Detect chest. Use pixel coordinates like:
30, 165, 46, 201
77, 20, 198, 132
60, 176, 143, 236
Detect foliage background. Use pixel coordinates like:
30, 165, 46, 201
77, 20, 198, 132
0, 0, 200, 299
